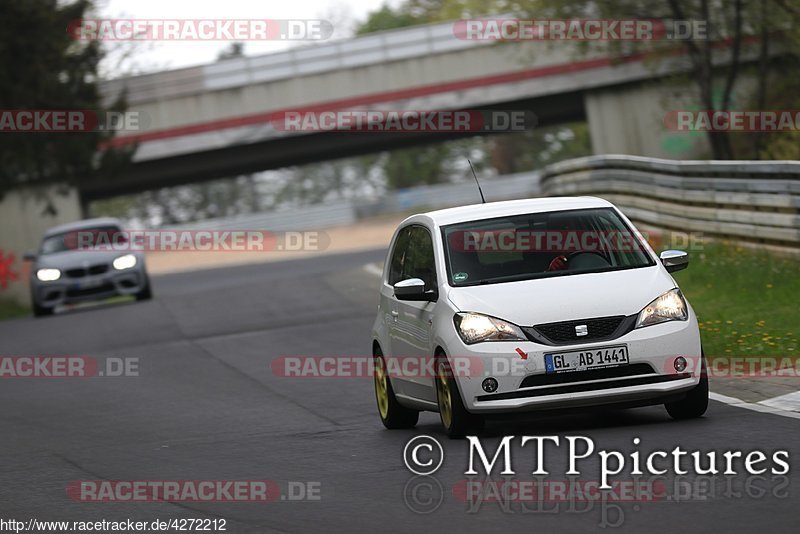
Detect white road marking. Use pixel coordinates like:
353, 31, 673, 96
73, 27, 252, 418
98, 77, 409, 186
709, 391, 800, 420
758, 390, 800, 412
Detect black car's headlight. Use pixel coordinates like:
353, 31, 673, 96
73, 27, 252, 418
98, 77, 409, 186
454, 312, 526, 344
113, 254, 137, 270
635, 288, 688, 329
36, 268, 61, 282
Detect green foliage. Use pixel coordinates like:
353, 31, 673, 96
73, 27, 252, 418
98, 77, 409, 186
356, 0, 513, 34
487, 123, 591, 174
672, 243, 800, 359
527, 0, 800, 160
0, 298, 28, 320
356, 4, 422, 34
383, 143, 460, 189
0, 0, 132, 200
352, 1, 594, 191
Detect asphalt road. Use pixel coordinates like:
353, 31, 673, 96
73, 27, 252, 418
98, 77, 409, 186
1, 249, 798, 533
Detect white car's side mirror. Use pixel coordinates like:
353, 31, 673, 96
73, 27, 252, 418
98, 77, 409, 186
393, 278, 437, 302
660, 250, 689, 273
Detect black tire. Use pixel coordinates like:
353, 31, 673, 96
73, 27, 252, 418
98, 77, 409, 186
135, 275, 153, 301
665, 356, 709, 420
32, 301, 53, 317
435, 352, 484, 439
374, 347, 419, 429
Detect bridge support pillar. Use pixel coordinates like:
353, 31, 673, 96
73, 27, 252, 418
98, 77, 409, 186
584, 83, 710, 159
0, 186, 82, 308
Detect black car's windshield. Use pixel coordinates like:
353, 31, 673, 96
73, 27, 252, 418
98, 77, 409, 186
39, 226, 122, 255
441, 207, 655, 286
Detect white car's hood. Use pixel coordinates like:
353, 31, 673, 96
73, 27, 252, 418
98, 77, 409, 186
445, 266, 675, 325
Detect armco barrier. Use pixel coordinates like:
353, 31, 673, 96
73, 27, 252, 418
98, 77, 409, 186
540, 155, 800, 249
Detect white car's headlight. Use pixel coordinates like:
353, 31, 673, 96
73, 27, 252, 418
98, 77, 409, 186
112, 254, 137, 270
454, 312, 526, 344
636, 288, 688, 329
36, 268, 61, 282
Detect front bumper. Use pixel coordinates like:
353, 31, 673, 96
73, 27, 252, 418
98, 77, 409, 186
442, 315, 702, 414
32, 268, 146, 308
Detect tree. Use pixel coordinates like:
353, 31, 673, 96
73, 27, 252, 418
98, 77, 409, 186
354, 0, 592, 186
524, 0, 800, 159
356, 3, 424, 35
217, 42, 245, 60
0, 0, 132, 203
360, 0, 800, 160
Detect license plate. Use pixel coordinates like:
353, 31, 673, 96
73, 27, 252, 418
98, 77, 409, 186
544, 345, 629, 373
73, 278, 102, 290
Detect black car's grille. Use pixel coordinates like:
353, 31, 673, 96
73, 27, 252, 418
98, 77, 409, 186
65, 264, 109, 278
519, 363, 655, 388
88, 264, 108, 275
525, 315, 631, 345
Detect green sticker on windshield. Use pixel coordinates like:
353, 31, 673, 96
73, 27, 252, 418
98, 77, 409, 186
453, 272, 469, 282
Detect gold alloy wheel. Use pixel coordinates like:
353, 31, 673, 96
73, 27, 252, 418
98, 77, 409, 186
374, 356, 389, 419
436, 360, 453, 429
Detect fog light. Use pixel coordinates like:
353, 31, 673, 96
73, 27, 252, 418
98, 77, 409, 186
482, 377, 499, 393
674, 357, 688, 372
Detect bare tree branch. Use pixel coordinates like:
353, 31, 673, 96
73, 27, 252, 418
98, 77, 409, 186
721, 0, 743, 112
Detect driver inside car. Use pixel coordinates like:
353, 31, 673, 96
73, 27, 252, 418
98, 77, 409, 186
548, 254, 569, 271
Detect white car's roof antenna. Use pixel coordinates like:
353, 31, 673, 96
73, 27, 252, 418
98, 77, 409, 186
467, 159, 486, 204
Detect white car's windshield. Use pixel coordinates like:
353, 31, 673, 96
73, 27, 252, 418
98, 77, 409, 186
441, 208, 655, 286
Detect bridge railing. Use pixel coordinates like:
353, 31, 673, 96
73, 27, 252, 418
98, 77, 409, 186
101, 20, 492, 105
540, 155, 800, 249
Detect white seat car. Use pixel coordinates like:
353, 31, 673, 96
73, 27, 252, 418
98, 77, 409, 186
372, 197, 707, 438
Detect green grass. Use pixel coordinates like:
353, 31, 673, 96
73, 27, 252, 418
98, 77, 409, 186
0, 298, 29, 320
671, 243, 800, 360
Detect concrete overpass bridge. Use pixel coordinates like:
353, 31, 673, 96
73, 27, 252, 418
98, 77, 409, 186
89, 19, 758, 201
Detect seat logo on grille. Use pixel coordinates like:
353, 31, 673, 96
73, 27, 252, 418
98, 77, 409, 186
575, 324, 588, 336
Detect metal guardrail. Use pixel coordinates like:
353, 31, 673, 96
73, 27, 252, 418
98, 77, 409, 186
162, 202, 358, 233
150, 155, 800, 251
540, 155, 800, 247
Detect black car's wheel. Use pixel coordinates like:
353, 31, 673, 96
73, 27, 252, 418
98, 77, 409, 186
665, 355, 709, 420
32, 299, 53, 318
135, 275, 153, 301
31, 293, 53, 317
435, 352, 484, 439
374, 347, 419, 429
